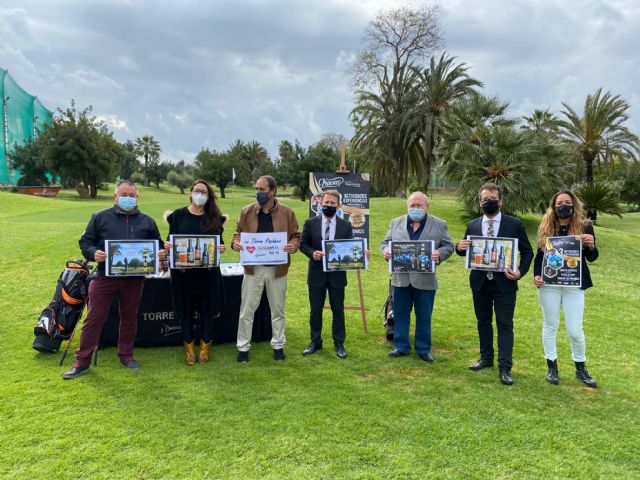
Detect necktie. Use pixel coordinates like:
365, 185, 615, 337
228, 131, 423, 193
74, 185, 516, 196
487, 220, 495, 280
487, 219, 495, 280
324, 219, 331, 241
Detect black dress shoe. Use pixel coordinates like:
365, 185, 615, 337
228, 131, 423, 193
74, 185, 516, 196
388, 349, 410, 358
469, 358, 494, 370
237, 351, 249, 363
418, 352, 434, 362
302, 342, 322, 356
120, 358, 141, 369
575, 362, 597, 388
273, 348, 286, 361
499, 369, 514, 385
335, 344, 347, 359
62, 365, 89, 380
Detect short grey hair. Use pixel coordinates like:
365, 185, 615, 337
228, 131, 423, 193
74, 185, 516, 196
407, 191, 429, 205
115, 180, 137, 194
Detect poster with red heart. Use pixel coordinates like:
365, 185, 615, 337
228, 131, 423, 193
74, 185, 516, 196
239, 232, 289, 265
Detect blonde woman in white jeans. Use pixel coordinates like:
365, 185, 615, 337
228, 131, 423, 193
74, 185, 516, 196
533, 190, 599, 388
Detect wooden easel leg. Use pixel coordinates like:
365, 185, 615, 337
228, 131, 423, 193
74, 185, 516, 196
356, 270, 367, 333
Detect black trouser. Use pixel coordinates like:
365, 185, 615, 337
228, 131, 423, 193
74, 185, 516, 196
308, 281, 346, 346
471, 280, 516, 371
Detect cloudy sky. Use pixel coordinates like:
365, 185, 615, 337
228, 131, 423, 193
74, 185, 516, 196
1, 0, 638, 162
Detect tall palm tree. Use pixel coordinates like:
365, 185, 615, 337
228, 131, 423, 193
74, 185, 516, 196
245, 140, 269, 180
400, 53, 482, 190
559, 88, 640, 183
134, 135, 161, 186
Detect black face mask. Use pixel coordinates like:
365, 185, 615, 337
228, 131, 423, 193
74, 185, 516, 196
555, 205, 573, 219
481, 199, 500, 215
322, 206, 337, 218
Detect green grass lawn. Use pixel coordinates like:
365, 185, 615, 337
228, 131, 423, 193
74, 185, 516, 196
0, 185, 639, 479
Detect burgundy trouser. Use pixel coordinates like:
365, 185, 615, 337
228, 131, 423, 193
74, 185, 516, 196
73, 276, 145, 368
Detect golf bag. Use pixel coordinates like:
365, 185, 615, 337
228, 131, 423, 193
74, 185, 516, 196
32, 260, 93, 355
382, 278, 394, 341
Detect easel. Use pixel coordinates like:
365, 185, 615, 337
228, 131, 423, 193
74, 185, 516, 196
324, 140, 368, 333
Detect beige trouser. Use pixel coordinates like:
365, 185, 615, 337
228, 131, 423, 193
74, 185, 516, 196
237, 266, 288, 351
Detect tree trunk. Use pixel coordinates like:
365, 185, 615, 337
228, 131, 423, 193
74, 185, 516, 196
585, 153, 594, 184
586, 209, 597, 223
179, 186, 185, 194
219, 186, 226, 198
144, 154, 149, 187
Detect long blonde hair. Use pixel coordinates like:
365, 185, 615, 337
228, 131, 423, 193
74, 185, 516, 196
537, 190, 589, 249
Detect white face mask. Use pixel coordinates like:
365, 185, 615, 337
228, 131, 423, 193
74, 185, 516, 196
192, 193, 207, 207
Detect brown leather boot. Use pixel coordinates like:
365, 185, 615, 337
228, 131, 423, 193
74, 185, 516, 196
199, 340, 212, 364
184, 341, 196, 366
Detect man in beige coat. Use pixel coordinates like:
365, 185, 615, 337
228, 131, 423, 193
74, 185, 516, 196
232, 175, 300, 363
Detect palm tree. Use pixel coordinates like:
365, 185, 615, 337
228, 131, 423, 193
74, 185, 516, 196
400, 53, 482, 190
437, 93, 567, 215
134, 135, 161, 186
245, 140, 269, 180
559, 89, 640, 183
522, 109, 562, 134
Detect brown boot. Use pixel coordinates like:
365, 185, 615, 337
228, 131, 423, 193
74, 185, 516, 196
184, 341, 196, 366
199, 340, 212, 364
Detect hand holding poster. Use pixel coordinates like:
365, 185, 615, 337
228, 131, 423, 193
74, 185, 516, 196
105, 240, 159, 277
322, 238, 368, 272
239, 232, 288, 265
465, 236, 518, 272
169, 235, 220, 268
389, 241, 435, 273
542, 236, 582, 287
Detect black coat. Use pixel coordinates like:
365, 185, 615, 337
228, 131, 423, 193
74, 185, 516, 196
300, 215, 353, 288
456, 213, 534, 293
79, 206, 164, 275
533, 223, 598, 290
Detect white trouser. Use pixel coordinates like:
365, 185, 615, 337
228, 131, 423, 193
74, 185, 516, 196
538, 286, 586, 362
237, 266, 288, 351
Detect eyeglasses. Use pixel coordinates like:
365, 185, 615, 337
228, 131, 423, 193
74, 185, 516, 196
192, 189, 208, 195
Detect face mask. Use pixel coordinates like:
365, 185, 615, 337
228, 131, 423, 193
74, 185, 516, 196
481, 199, 500, 215
192, 193, 207, 207
256, 191, 270, 205
555, 205, 573, 219
322, 206, 337, 218
408, 208, 425, 222
117, 196, 137, 211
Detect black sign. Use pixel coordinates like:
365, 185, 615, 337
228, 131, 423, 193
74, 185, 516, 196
542, 236, 582, 287
309, 172, 370, 240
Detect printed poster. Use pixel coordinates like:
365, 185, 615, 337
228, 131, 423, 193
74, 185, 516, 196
542, 236, 582, 287
465, 236, 518, 273
239, 232, 288, 265
389, 240, 435, 273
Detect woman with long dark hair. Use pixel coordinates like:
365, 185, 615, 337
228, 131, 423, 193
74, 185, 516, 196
167, 180, 226, 365
533, 190, 598, 387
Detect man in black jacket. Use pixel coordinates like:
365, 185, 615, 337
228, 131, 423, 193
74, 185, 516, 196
455, 183, 533, 385
299, 190, 365, 359
63, 180, 166, 379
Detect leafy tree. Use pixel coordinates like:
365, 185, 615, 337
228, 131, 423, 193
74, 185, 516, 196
575, 181, 624, 222
277, 140, 338, 200
119, 140, 141, 180
620, 164, 640, 209
245, 140, 271, 180
134, 135, 161, 186
145, 159, 172, 189
194, 148, 234, 198
39, 100, 124, 198
9, 137, 49, 186
167, 162, 194, 194
559, 89, 640, 184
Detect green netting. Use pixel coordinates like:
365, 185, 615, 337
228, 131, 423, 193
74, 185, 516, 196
1, 68, 53, 184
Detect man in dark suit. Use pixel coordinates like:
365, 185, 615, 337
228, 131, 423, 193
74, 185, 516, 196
300, 189, 364, 359
455, 183, 533, 385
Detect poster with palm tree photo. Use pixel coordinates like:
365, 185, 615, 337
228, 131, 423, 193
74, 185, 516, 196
105, 240, 159, 277
322, 238, 368, 272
